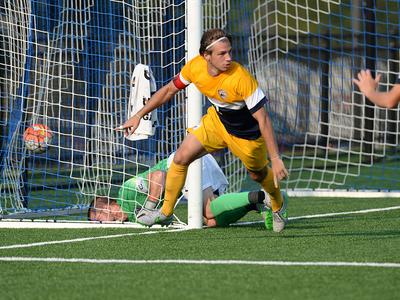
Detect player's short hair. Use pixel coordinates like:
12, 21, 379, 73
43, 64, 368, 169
87, 196, 111, 221
199, 28, 232, 55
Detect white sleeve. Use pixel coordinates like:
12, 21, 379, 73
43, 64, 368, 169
167, 153, 175, 168
200, 154, 229, 195
181, 154, 229, 199
244, 87, 266, 112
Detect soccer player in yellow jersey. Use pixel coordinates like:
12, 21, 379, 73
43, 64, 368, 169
118, 28, 289, 232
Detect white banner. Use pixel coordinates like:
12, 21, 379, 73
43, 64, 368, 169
126, 64, 157, 141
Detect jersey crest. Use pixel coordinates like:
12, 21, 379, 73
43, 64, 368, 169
218, 89, 228, 99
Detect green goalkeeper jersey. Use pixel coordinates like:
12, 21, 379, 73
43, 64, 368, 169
117, 158, 168, 222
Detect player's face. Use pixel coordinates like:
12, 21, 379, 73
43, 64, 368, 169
205, 40, 232, 75
90, 206, 114, 221
90, 202, 127, 222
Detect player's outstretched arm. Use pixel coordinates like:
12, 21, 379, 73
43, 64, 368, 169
252, 107, 288, 188
353, 69, 400, 108
116, 80, 180, 136
147, 170, 166, 204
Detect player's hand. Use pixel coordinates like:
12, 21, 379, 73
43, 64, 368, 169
271, 158, 289, 188
115, 114, 141, 137
352, 69, 381, 96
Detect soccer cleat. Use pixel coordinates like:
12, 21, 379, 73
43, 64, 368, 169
261, 190, 273, 230
272, 191, 288, 233
261, 190, 288, 232
136, 208, 173, 227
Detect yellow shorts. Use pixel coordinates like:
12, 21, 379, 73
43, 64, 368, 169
188, 106, 268, 171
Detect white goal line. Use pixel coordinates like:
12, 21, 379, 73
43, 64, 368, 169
0, 219, 186, 229
289, 205, 400, 220
287, 189, 400, 198
0, 205, 398, 250
0, 257, 398, 268
0, 228, 189, 250
1, 205, 399, 229
232, 205, 400, 226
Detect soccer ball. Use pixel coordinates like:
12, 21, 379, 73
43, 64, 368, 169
23, 124, 53, 153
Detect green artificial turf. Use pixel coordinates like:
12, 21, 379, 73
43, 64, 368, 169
1, 197, 399, 300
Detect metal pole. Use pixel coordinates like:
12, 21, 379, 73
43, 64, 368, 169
363, 0, 376, 163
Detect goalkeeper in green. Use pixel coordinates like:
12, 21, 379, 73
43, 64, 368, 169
88, 153, 273, 227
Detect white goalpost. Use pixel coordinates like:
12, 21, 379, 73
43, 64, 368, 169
186, 0, 203, 229
1, 0, 399, 229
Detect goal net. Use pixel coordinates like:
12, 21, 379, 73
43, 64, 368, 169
1, 0, 399, 224
0, 0, 245, 223
246, 0, 400, 196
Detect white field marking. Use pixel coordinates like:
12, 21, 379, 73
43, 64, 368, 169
233, 205, 400, 226
0, 219, 187, 229
0, 257, 399, 268
1, 206, 399, 249
0, 221, 152, 229
0, 228, 188, 250
289, 205, 400, 220
287, 190, 400, 198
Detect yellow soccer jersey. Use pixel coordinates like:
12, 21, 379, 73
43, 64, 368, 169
173, 55, 267, 139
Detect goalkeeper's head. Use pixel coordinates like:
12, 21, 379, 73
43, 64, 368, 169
199, 28, 232, 55
88, 196, 128, 222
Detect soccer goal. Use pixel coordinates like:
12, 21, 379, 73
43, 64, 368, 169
1, 1, 399, 228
